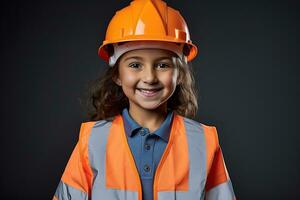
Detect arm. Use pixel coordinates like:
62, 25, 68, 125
53, 122, 94, 200
205, 127, 236, 200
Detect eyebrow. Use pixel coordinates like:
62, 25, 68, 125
123, 56, 174, 62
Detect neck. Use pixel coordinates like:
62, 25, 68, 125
128, 103, 168, 133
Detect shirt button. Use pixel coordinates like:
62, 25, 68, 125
140, 129, 146, 136
143, 164, 151, 172
144, 144, 151, 150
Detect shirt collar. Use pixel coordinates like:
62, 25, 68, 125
121, 107, 174, 142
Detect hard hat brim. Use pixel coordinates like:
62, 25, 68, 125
98, 38, 198, 64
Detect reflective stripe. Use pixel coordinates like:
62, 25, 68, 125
54, 180, 88, 200
205, 179, 236, 200
88, 119, 139, 200
183, 118, 207, 195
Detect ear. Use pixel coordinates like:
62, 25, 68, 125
176, 70, 182, 85
175, 78, 180, 86
112, 76, 122, 86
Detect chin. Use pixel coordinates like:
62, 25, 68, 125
137, 101, 167, 111
138, 104, 160, 111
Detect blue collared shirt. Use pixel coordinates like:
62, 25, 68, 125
122, 108, 174, 200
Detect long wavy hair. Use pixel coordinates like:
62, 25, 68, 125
81, 53, 198, 121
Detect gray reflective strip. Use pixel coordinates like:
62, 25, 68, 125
88, 120, 138, 200
54, 180, 88, 200
158, 117, 207, 200
205, 179, 236, 200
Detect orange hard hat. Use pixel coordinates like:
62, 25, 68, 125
98, 0, 198, 64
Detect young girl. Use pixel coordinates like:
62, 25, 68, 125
53, 0, 236, 199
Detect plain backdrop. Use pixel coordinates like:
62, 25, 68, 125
1, 0, 299, 199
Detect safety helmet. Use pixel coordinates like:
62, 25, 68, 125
98, 0, 198, 65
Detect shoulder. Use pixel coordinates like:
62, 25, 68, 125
180, 115, 219, 145
77, 118, 115, 144
180, 115, 217, 132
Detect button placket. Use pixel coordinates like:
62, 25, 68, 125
140, 132, 155, 177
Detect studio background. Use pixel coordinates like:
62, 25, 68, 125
1, 0, 299, 199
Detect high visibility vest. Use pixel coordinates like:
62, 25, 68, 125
53, 114, 236, 200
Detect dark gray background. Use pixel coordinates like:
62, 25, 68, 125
1, 0, 299, 199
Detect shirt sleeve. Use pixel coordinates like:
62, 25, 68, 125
52, 122, 94, 200
205, 127, 237, 200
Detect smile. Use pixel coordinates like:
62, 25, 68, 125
137, 88, 162, 97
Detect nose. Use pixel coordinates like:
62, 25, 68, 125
142, 66, 158, 84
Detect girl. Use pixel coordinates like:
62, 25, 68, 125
53, 0, 236, 200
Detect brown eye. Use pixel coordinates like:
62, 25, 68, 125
156, 63, 170, 69
128, 62, 141, 68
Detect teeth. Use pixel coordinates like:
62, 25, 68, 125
140, 89, 156, 94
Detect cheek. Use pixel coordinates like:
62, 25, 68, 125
161, 71, 178, 89
120, 72, 138, 89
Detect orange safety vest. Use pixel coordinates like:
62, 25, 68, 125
53, 114, 236, 200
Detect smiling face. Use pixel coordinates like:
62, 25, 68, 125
114, 48, 179, 113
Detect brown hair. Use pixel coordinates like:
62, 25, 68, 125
81, 56, 198, 121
